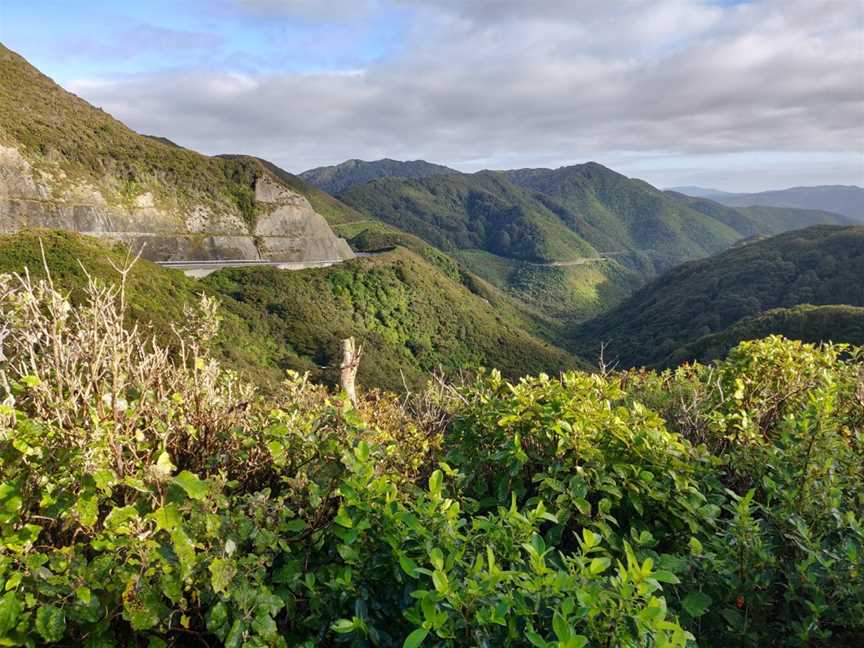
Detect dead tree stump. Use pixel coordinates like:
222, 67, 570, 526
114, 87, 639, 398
340, 337, 362, 406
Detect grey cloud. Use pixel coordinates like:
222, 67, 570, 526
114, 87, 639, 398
66, 0, 864, 189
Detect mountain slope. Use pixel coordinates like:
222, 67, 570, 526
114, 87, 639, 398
0, 43, 352, 263
300, 158, 457, 195
0, 229, 578, 391
674, 185, 864, 221
573, 225, 864, 367
669, 304, 864, 365
338, 164, 856, 325
504, 163, 745, 274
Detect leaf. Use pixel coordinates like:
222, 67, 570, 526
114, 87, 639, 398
334, 505, 353, 528
209, 558, 236, 594
103, 505, 138, 533
688, 537, 703, 556
589, 557, 610, 575
154, 452, 175, 478
682, 591, 712, 618
151, 503, 181, 532
403, 627, 429, 648
552, 611, 571, 641
581, 528, 599, 549
0, 592, 22, 636
432, 570, 449, 594
35, 605, 66, 643
75, 494, 99, 527
75, 586, 92, 604
652, 570, 680, 584
428, 470, 443, 497
171, 526, 197, 577
173, 471, 209, 500
331, 618, 356, 634
399, 554, 419, 578
3, 573, 22, 592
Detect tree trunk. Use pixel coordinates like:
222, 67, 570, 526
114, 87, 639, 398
340, 337, 362, 406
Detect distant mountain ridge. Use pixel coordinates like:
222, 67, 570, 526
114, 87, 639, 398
672, 185, 864, 221
331, 161, 857, 326
300, 158, 457, 195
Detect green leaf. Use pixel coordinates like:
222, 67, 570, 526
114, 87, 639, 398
399, 554, 419, 578
173, 471, 208, 500
35, 605, 66, 643
171, 526, 197, 577
682, 591, 712, 618
75, 494, 99, 527
552, 611, 571, 641
151, 503, 182, 532
428, 470, 443, 497
331, 618, 356, 634
209, 558, 236, 594
688, 537, 703, 556
589, 557, 610, 575
3, 573, 22, 592
154, 451, 175, 478
0, 592, 22, 635
104, 505, 138, 533
75, 586, 92, 604
653, 570, 680, 584
334, 505, 353, 528
432, 570, 449, 594
403, 627, 429, 648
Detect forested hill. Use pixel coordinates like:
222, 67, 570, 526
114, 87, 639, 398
0, 230, 579, 391
573, 225, 864, 367
300, 158, 457, 195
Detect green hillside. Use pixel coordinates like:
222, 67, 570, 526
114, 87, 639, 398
573, 225, 864, 366
300, 157, 456, 195
505, 164, 745, 274
337, 163, 851, 326
669, 304, 864, 365
203, 247, 581, 391
0, 229, 577, 391
0, 44, 276, 222
340, 171, 600, 263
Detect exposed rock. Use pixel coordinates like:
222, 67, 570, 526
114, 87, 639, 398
0, 145, 354, 263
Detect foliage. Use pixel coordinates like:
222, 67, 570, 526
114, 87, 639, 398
0, 230, 577, 393
203, 247, 580, 391
575, 225, 864, 367
1, 273, 861, 647
300, 158, 456, 196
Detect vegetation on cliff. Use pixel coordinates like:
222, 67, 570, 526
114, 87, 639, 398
0, 274, 861, 646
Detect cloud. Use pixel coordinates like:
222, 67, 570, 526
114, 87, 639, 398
64, 0, 864, 189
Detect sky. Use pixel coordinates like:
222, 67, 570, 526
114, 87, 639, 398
1, 0, 862, 192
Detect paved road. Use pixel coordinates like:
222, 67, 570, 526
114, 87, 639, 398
157, 258, 347, 277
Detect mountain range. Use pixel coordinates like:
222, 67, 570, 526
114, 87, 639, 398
1, 41, 863, 388
670, 184, 864, 221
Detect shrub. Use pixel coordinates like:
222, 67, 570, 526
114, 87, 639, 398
0, 272, 861, 646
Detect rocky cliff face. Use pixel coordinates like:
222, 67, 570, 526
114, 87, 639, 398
0, 43, 353, 263
0, 144, 354, 263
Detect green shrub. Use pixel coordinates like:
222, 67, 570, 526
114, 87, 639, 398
0, 274, 861, 646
